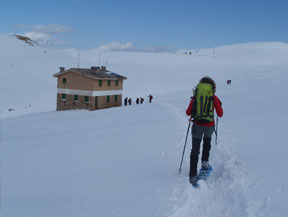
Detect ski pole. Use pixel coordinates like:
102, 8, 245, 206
178, 119, 192, 174
215, 116, 219, 145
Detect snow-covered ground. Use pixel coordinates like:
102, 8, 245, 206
1, 33, 288, 217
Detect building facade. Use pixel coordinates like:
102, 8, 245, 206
53, 66, 127, 111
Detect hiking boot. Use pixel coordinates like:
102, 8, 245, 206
189, 176, 199, 187
201, 161, 210, 171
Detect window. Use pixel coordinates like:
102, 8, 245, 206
106, 96, 110, 103
62, 78, 67, 84
107, 80, 111, 86
115, 80, 119, 86
74, 95, 78, 102
61, 94, 66, 100
99, 80, 102, 87
114, 95, 118, 102
85, 96, 89, 103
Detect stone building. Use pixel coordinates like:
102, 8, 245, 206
53, 66, 127, 111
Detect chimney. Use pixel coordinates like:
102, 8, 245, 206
59, 67, 65, 72
91, 66, 100, 71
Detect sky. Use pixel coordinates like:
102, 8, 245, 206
1, 0, 288, 51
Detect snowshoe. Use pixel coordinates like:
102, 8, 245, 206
198, 164, 213, 180
189, 176, 200, 188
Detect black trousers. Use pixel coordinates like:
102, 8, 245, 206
189, 124, 214, 177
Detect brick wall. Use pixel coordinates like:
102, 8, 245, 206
57, 94, 122, 111
57, 71, 123, 91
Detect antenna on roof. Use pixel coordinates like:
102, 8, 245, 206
98, 52, 101, 67
77, 51, 80, 69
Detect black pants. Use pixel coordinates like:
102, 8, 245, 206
189, 124, 214, 177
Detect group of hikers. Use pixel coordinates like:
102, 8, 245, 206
183, 76, 223, 187
124, 94, 153, 106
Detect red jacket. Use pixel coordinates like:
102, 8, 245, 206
186, 95, 223, 127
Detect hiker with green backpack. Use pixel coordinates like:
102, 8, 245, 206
186, 76, 223, 186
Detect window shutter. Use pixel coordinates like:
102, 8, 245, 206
61, 94, 66, 100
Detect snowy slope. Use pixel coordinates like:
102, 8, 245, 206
1, 34, 288, 217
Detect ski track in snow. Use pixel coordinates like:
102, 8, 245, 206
158, 96, 274, 217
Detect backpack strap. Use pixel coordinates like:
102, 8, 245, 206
200, 96, 215, 119
203, 96, 209, 114
206, 96, 214, 118
200, 95, 203, 118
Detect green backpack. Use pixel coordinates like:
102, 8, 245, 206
191, 83, 215, 123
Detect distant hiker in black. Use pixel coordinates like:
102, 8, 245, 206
140, 97, 144, 104
136, 98, 140, 104
148, 94, 153, 103
186, 76, 223, 187
128, 98, 132, 105
124, 97, 128, 106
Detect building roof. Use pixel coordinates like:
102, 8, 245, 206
53, 66, 127, 80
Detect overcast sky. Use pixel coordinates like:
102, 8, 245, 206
1, 0, 288, 51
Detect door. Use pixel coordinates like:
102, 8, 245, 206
95, 96, 98, 109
